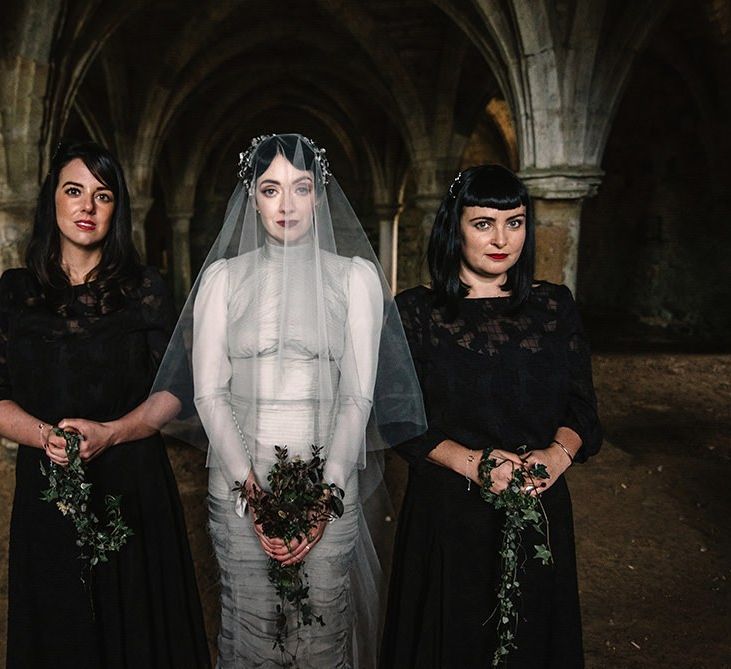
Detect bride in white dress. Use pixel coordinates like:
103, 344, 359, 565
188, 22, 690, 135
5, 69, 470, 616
150, 134, 425, 668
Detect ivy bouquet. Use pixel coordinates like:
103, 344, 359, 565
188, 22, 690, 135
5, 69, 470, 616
478, 447, 552, 667
39, 428, 133, 584
235, 444, 344, 665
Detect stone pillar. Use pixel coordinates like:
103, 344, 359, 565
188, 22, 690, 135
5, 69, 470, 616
395, 194, 442, 291
0, 199, 36, 273
415, 194, 442, 284
0, 199, 35, 453
170, 212, 193, 309
130, 196, 153, 263
374, 204, 399, 290
519, 168, 603, 294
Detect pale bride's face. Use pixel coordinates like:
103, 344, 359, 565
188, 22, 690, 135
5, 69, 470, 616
255, 153, 315, 245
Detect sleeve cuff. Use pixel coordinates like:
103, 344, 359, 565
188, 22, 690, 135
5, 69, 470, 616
394, 426, 448, 467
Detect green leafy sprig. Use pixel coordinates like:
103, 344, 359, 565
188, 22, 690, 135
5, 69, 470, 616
477, 447, 552, 667
39, 428, 133, 584
234, 444, 344, 666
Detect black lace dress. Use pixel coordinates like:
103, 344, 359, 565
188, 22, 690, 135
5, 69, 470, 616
0, 267, 209, 669
380, 283, 602, 669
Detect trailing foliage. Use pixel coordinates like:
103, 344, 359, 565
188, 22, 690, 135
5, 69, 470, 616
39, 428, 133, 585
235, 444, 344, 667
478, 447, 552, 667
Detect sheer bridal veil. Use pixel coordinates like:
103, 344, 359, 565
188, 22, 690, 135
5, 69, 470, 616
145, 134, 426, 664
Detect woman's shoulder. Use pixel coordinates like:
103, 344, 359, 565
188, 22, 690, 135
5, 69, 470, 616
217, 249, 259, 279
135, 265, 173, 298
395, 284, 433, 309
530, 280, 574, 304
0, 267, 38, 302
349, 256, 379, 284
139, 264, 165, 286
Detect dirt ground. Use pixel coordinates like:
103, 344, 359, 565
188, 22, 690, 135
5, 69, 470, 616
1, 353, 729, 668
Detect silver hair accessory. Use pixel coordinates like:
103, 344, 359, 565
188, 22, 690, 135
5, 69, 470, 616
237, 134, 332, 190
448, 171, 463, 199
302, 135, 332, 186
237, 134, 274, 186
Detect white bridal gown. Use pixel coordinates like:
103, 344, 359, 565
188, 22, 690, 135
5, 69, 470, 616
193, 239, 382, 668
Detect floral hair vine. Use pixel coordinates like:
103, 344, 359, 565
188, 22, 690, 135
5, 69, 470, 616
237, 134, 332, 191
448, 171, 463, 199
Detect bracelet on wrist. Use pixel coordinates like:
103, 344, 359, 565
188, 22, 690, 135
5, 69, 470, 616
38, 422, 51, 449
476, 447, 496, 487
552, 439, 574, 465
464, 452, 475, 492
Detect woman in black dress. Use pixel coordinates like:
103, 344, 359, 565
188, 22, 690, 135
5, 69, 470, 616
381, 165, 602, 668
0, 141, 209, 668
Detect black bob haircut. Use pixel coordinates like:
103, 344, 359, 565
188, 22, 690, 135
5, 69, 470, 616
25, 140, 141, 313
427, 163, 535, 317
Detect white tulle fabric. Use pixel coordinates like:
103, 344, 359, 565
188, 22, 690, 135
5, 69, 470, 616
194, 241, 382, 502
199, 242, 383, 667
147, 134, 425, 668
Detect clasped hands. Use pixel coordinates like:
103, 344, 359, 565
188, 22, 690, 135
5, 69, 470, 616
243, 471, 327, 566
42, 418, 115, 466
471, 443, 572, 497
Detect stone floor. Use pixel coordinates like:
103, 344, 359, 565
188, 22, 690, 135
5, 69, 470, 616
1, 353, 729, 668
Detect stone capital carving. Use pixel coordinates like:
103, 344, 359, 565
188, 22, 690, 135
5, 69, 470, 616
168, 212, 194, 231
373, 203, 400, 221
518, 166, 604, 200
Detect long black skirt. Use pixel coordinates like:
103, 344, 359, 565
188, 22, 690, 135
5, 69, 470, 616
6, 437, 210, 669
380, 462, 583, 669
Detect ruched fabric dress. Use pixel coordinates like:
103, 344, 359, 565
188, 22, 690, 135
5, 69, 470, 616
194, 241, 382, 668
0, 267, 209, 669
380, 283, 602, 669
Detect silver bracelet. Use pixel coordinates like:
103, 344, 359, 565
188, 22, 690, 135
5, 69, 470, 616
552, 439, 574, 465
465, 452, 475, 491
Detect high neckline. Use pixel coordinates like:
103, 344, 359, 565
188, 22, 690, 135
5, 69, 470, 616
261, 238, 316, 262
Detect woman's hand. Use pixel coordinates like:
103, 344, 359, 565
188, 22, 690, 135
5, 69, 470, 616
248, 471, 329, 565
470, 448, 524, 493
244, 471, 279, 557
245, 472, 296, 561
44, 428, 70, 466
520, 443, 572, 495
279, 517, 327, 567
56, 418, 116, 462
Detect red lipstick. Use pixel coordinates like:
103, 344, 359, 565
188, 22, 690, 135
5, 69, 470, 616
487, 253, 508, 260
74, 219, 96, 231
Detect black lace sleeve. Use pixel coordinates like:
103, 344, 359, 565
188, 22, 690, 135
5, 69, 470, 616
393, 288, 449, 466
138, 267, 177, 371
557, 285, 603, 462
139, 267, 196, 419
0, 270, 12, 402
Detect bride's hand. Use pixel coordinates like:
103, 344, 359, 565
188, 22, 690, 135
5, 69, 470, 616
280, 518, 327, 567
244, 472, 288, 559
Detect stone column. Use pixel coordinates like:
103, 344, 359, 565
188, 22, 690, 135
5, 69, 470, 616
0, 199, 36, 273
395, 194, 442, 291
0, 198, 36, 452
169, 212, 193, 309
415, 194, 442, 284
519, 168, 603, 294
130, 196, 153, 263
374, 204, 399, 290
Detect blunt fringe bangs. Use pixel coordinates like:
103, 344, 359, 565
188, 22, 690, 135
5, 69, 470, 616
427, 164, 535, 319
252, 135, 318, 185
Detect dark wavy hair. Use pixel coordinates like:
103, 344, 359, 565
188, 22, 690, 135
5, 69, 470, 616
25, 140, 141, 314
427, 164, 535, 318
